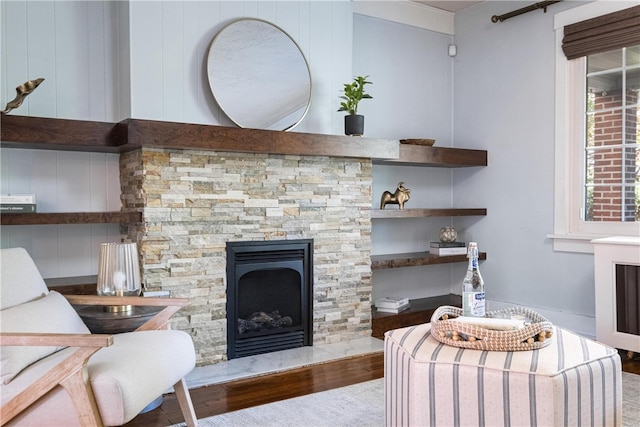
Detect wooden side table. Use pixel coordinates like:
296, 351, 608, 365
76, 305, 164, 334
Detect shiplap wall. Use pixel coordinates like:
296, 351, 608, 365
0, 148, 122, 277
1, 1, 123, 277
1, 1, 127, 120
1, 0, 353, 128
0, 0, 354, 277
126, 0, 352, 134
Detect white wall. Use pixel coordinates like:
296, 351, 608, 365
452, 0, 597, 336
350, 13, 459, 301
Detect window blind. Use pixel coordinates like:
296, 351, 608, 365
562, 5, 640, 60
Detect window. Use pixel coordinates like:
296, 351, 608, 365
552, 3, 640, 253
585, 46, 639, 223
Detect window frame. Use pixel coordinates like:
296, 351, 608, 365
551, 2, 639, 254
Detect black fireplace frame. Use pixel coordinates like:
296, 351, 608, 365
226, 239, 314, 359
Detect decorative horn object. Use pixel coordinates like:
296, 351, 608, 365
1, 78, 45, 114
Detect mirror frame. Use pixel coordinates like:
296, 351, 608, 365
206, 18, 312, 131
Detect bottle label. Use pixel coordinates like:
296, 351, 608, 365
463, 291, 485, 317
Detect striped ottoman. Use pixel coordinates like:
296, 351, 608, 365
384, 322, 622, 426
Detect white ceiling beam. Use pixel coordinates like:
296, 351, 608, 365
352, 0, 455, 35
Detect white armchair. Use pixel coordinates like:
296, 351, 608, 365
0, 247, 198, 426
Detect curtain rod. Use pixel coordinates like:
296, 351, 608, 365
491, 1, 563, 23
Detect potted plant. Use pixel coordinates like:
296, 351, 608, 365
338, 75, 373, 136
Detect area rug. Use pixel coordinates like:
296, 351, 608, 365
173, 372, 639, 427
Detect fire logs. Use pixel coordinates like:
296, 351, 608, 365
238, 310, 293, 334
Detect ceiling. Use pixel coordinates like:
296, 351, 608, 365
414, 1, 483, 13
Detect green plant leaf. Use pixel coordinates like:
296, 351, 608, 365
337, 75, 373, 114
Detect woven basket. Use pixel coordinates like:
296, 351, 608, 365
430, 306, 554, 351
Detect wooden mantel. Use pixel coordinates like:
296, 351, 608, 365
120, 119, 400, 160
1, 115, 488, 167
1, 115, 399, 160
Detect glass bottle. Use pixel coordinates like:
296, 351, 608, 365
462, 242, 485, 317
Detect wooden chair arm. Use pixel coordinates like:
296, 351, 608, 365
0, 337, 108, 426
0, 332, 113, 348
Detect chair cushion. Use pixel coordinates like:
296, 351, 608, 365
0, 291, 90, 384
89, 330, 196, 425
0, 247, 49, 310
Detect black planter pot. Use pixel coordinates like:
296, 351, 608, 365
344, 114, 364, 136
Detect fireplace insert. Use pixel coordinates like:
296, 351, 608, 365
226, 239, 313, 359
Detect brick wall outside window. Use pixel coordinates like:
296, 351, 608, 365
590, 90, 638, 221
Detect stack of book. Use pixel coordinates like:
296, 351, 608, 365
375, 296, 410, 313
429, 241, 467, 256
0, 194, 37, 213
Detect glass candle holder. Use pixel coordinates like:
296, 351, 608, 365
97, 242, 141, 312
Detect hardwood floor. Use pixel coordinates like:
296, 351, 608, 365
125, 350, 640, 427
124, 352, 384, 427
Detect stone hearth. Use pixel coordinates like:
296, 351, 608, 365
120, 148, 373, 365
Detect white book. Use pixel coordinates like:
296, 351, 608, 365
1, 194, 36, 204
375, 296, 409, 308
0, 204, 37, 213
430, 241, 466, 248
376, 303, 411, 314
429, 246, 467, 256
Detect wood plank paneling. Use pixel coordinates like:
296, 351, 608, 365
161, 1, 185, 122
26, 1, 55, 118
87, 1, 108, 121
55, 1, 91, 119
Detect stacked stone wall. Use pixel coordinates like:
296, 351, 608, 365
120, 148, 373, 365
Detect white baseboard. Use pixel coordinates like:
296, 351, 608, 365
486, 298, 596, 340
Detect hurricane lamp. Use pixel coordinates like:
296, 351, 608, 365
97, 242, 141, 313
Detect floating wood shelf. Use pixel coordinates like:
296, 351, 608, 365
371, 208, 487, 219
0, 115, 124, 152
371, 294, 461, 339
45, 275, 98, 295
0, 211, 141, 226
371, 251, 486, 270
373, 144, 487, 167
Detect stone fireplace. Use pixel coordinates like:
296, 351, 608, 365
120, 147, 373, 365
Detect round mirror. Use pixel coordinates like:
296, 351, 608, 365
207, 19, 312, 131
